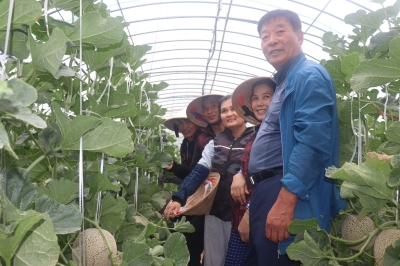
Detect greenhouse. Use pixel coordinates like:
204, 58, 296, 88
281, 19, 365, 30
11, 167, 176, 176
0, 0, 400, 265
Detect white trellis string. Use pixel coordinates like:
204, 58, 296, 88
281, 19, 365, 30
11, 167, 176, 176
397, 88, 400, 225
106, 57, 114, 106
78, 0, 85, 263
96, 57, 114, 104
95, 153, 105, 223
383, 84, 389, 130
357, 95, 362, 165
126, 63, 133, 94
0, 0, 15, 80
135, 167, 139, 211
43, 0, 49, 36
128, 118, 140, 143
158, 124, 164, 151
141, 88, 151, 113
349, 95, 357, 163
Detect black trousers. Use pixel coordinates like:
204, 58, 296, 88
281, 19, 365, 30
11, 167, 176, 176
244, 174, 300, 266
184, 215, 205, 266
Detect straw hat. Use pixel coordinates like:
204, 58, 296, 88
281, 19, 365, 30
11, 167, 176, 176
186, 94, 223, 128
232, 77, 276, 125
174, 172, 220, 216
163, 108, 188, 137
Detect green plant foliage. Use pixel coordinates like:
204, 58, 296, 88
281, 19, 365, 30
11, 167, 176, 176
36, 179, 79, 205
122, 241, 153, 265
35, 196, 83, 234
163, 232, 190, 266
0, 0, 42, 30
30, 28, 69, 77
384, 239, 400, 265
67, 12, 125, 48
0, 189, 60, 265
2, 168, 36, 211
100, 195, 128, 233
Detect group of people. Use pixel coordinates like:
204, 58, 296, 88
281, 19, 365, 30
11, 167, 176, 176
162, 9, 347, 266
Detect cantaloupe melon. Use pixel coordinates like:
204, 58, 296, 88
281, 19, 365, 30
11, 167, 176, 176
374, 229, 400, 266
72, 228, 118, 266
341, 215, 376, 251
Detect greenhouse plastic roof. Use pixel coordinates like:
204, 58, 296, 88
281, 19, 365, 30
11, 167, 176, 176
96, 0, 391, 118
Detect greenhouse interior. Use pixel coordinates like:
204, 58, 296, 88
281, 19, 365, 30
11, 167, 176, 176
1, 0, 400, 265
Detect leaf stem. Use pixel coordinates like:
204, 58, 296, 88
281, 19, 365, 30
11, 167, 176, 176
83, 217, 115, 266
25, 125, 46, 155
328, 221, 398, 262
52, 157, 57, 180
327, 227, 379, 261
59, 251, 68, 265
26, 154, 46, 173
59, 230, 79, 264
25, 147, 60, 173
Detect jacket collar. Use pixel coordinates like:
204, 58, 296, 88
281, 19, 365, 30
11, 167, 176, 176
273, 52, 304, 85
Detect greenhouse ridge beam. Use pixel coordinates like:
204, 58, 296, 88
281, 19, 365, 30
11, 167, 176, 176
158, 83, 239, 92
150, 78, 241, 87
144, 47, 319, 63
127, 16, 330, 35
149, 70, 254, 79
142, 57, 272, 73
147, 65, 256, 78
140, 34, 324, 50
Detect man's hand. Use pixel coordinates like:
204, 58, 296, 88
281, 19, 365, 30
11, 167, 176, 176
231, 173, 249, 204
163, 200, 182, 220
238, 211, 250, 243
265, 187, 298, 243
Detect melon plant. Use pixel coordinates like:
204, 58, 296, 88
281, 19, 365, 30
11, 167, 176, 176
0, 0, 193, 264
72, 228, 118, 266
341, 215, 377, 251
374, 229, 400, 266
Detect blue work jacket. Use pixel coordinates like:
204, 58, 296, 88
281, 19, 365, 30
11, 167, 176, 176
279, 53, 347, 253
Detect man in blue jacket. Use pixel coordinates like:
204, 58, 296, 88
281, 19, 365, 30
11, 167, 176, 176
242, 9, 347, 265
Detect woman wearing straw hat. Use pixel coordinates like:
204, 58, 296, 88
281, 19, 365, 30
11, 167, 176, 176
186, 94, 225, 137
163, 108, 213, 266
226, 77, 276, 266
163, 109, 213, 181
164, 95, 254, 266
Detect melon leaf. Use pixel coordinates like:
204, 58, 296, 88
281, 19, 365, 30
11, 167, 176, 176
163, 232, 189, 266
35, 196, 82, 234
122, 241, 152, 266
100, 195, 127, 233
288, 218, 319, 235
383, 239, 400, 266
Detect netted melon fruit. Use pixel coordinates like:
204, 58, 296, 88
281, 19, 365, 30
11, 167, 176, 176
341, 215, 376, 251
72, 228, 118, 266
374, 229, 400, 266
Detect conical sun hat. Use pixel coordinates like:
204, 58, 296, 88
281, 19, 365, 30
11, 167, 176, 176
186, 94, 223, 128
173, 172, 220, 216
163, 108, 188, 136
232, 77, 275, 125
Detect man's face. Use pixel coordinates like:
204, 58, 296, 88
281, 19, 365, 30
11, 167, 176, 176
176, 119, 198, 141
202, 96, 220, 125
260, 17, 303, 71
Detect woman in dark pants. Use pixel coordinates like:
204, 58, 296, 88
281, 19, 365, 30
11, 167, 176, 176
163, 109, 213, 266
